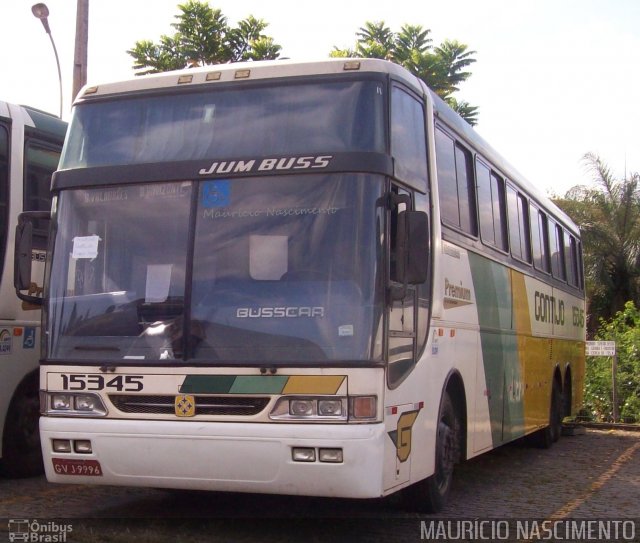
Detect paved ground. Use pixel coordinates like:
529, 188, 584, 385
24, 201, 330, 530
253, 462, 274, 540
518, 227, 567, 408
0, 428, 638, 542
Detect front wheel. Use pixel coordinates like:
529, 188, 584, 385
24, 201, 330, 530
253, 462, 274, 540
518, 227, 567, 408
402, 392, 459, 513
1, 384, 43, 478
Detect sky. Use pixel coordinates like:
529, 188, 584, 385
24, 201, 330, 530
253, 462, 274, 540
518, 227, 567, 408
1, 0, 639, 196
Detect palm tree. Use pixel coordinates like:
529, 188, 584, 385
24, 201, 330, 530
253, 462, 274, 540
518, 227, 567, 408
353, 21, 396, 59
554, 153, 640, 334
128, 1, 281, 75
331, 22, 478, 125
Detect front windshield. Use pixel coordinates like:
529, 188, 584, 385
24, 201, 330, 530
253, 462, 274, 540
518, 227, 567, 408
47, 175, 385, 364
60, 80, 385, 169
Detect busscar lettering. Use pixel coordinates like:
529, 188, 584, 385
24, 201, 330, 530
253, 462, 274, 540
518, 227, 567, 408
236, 307, 325, 318
199, 155, 333, 176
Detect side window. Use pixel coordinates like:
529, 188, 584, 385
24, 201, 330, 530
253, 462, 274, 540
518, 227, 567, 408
491, 172, 507, 251
455, 145, 476, 235
577, 241, 585, 290
435, 128, 458, 226
24, 139, 60, 212
477, 160, 494, 244
24, 139, 61, 249
531, 204, 550, 273
0, 124, 8, 278
391, 86, 427, 190
549, 219, 566, 281
388, 185, 417, 388
476, 158, 507, 251
434, 126, 477, 236
507, 185, 532, 263
565, 231, 579, 287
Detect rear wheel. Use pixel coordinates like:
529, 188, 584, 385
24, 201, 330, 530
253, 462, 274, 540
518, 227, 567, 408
529, 379, 563, 449
549, 380, 563, 443
402, 392, 459, 513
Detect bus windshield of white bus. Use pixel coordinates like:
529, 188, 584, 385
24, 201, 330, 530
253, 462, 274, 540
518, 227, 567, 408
59, 79, 385, 168
48, 173, 385, 365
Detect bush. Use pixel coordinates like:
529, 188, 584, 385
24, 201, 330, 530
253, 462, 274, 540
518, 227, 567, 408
584, 301, 640, 422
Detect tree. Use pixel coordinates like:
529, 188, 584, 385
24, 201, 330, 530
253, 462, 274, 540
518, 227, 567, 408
331, 22, 478, 125
553, 154, 640, 333
128, 1, 281, 75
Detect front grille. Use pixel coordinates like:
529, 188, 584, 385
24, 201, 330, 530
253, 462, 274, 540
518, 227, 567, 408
109, 394, 270, 416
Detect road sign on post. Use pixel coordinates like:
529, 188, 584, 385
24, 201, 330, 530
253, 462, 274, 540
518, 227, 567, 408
586, 340, 619, 423
585, 341, 616, 357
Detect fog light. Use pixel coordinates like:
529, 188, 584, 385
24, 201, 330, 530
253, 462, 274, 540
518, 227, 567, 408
74, 440, 92, 454
319, 448, 343, 463
292, 447, 316, 462
52, 439, 72, 453
51, 394, 72, 411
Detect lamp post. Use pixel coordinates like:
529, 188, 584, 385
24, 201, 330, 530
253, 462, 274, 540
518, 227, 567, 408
73, 0, 89, 102
31, 3, 63, 118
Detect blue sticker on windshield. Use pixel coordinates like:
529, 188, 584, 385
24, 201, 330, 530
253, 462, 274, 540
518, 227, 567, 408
202, 180, 230, 208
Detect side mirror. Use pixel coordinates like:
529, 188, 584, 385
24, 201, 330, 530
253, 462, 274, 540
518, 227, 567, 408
14, 211, 50, 305
392, 210, 429, 300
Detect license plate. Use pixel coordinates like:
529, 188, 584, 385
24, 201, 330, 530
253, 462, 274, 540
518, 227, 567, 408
52, 458, 103, 476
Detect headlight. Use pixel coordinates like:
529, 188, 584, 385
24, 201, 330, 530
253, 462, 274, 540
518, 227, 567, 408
318, 399, 343, 416
51, 394, 72, 411
46, 392, 107, 417
290, 399, 315, 416
74, 394, 101, 411
270, 396, 348, 421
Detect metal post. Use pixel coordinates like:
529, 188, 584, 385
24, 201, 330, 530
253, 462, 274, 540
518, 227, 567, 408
612, 354, 619, 423
72, 0, 89, 102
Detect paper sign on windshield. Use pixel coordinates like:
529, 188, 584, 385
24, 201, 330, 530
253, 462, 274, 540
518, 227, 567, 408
71, 235, 101, 259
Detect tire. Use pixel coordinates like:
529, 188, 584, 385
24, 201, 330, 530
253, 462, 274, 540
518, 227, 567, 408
549, 380, 563, 443
402, 392, 459, 513
1, 383, 43, 478
528, 379, 562, 449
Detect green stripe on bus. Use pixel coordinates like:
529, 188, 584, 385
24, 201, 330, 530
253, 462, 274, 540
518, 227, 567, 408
229, 375, 289, 394
179, 375, 237, 394
469, 253, 525, 446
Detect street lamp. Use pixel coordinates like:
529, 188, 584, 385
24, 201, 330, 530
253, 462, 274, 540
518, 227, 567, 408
31, 3, 63, 118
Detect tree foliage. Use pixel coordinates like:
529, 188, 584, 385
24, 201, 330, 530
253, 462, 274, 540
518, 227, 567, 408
553, 154, 640, 334
584, 302, 640, 422
331, 22, 478, 125
128, 1, 281, 75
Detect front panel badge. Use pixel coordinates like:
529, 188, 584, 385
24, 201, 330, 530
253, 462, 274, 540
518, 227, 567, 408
175, 395, 195, 417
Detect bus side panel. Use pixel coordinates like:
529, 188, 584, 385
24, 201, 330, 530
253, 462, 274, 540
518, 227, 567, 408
468, 252, 527, 447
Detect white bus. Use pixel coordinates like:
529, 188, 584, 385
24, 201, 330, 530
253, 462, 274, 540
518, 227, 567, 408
16, 59, 585, 511
0, 101, 66, 477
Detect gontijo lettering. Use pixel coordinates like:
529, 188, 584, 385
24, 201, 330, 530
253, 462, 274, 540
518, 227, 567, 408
534, 291, 565, 325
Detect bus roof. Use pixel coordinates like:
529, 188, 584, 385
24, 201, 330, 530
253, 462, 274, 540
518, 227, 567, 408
0, 100, 67, 140
75, 58, 424, 101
